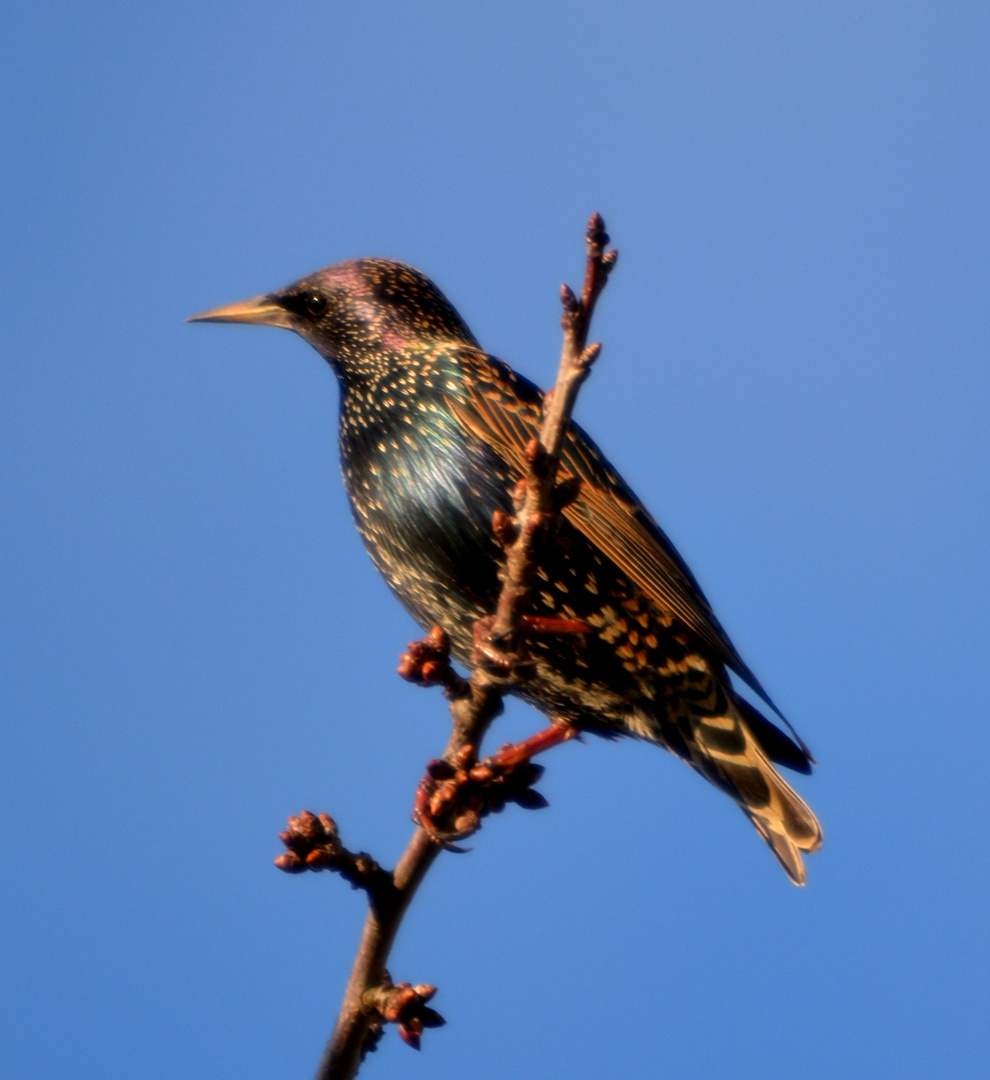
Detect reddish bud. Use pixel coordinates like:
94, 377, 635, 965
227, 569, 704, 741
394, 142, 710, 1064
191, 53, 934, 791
553, 475, 582, 510
274, 852, 306, 873
453, 810, 480, 835
587, 211, 607, 243
492, 509, 517, 546
290, 811, 323, 841
398, 1025, 421, 1050
579, 341, 602, 368
513, 788, 550, 811
522, 762, 546, 784
425, 758, 454, 779
420, 1006, 445, 1028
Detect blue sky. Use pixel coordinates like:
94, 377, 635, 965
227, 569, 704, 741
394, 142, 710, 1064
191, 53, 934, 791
2, 3, 988, 1078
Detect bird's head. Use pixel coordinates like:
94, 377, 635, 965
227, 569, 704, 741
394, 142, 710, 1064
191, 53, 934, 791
188, 259, 478, 381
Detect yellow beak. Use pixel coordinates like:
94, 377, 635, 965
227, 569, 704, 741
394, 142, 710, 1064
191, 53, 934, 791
186, 294, 295, 329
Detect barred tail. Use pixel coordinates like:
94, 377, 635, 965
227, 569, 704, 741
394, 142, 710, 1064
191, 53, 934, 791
680, 697, 823, 885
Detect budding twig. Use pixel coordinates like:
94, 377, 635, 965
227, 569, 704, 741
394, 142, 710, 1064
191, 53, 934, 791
275, 812, 395, 911
310, 214, 617, 1080
487, 211, 616, 650
362, 979, 445, 1051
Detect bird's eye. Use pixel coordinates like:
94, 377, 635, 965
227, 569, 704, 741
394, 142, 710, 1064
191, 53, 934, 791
304, 293, 327, 317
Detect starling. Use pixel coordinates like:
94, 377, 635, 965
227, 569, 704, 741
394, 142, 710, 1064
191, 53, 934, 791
189, 259, 822, 884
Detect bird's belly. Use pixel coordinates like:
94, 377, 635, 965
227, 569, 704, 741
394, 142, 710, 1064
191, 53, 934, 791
341, 432, 695, 738
342, 433, 511, 641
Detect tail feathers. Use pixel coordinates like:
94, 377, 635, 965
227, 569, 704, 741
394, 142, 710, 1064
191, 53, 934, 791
686, 705, 823, 885
734, 694, 814, 774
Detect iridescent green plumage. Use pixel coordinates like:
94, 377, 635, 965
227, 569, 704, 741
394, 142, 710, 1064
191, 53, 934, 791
190, 259, 822, 883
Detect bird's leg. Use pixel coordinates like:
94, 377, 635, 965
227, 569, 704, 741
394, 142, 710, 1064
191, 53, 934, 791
489, 718, 581, 767
519, 614, 593, 635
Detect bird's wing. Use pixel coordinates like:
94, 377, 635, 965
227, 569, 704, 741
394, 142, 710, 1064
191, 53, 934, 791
446, 350, 788, 722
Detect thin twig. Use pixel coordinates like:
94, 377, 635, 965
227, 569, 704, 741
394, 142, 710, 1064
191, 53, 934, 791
312, 214, 617, 1080
489, 212, 615, 649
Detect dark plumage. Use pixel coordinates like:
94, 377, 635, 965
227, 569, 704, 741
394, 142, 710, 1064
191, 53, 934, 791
189, 259, 822, 883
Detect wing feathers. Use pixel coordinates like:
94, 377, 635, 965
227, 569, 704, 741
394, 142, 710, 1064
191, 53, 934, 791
447, 354, 784, 716
444, 350, 821, 883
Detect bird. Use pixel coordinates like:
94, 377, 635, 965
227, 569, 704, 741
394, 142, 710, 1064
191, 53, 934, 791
189, 256, 822, 884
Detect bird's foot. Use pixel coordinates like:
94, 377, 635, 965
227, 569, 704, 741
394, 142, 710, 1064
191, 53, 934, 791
470, 613, 592, 681
412, 743, 550, 845
412, 721, 578, 844
469, 615, 534, 681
